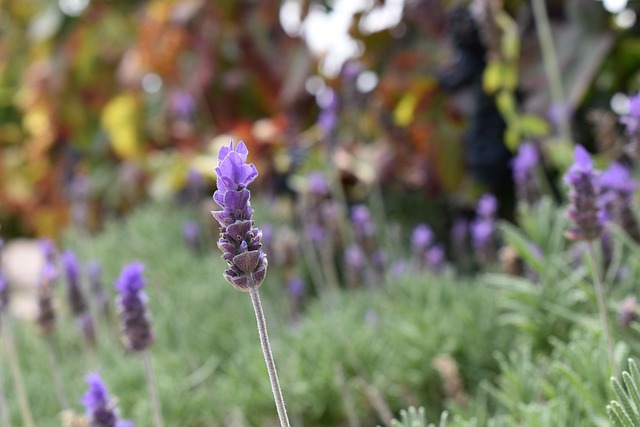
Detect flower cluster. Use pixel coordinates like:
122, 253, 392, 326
115, 263, 154, 352
82, 372, 133, 427
410, 224, 446, 272
63, 250, 96, 346
37, 262, 58, 334
564, 146, 605, 242
211, 141, 268, 291
349, 204, 385, 285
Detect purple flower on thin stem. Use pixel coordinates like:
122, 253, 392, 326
308, 172, 330, 195
317, 87, 339, 135
82, 372, 134, 427
351, 205, 377, 242
37, 262, 58, 334
0, 273, 7, 316
286, 277, 305, 299
564, 146, 605, 241
476, 194, 497, 219
210, 141, 290, 426
115, 263, 154, 352
40, 239, 57, 263
182, 220, 203, 254
512, 142, 541, 205
425, 244, 446, 272
211, 141, 267, 292
345, 244, 367, 287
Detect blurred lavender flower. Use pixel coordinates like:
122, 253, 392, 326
619, 295, 638, 329
450, 217, 469, 260
351, 205, 376, 241
211, 141, 267, 291
82, 372, 134, 427
182, 220, 203, 254
389, 260, 410, 279
411, 224, 434, 254
40, 239, 57, 263
599, 162, 640, 243
115, 263, 154, 352
425, 244, 446, 272
88, 261, 110, 318
564, 146, 605, 242
0, 272, 7, 315
170, 90, 196, 118
317, 88, 339, 135
185, 168, 205, 203
308, 172, 331, 195
286, 277, 305, 299
476, 194, 497, 218
620, 92, 640, 136
37, 262, 58, 334
345, 244, 367, 287
548, 103, 573, 128
512, 142, 540, 205
62, 250, 87, 316
471, 219, 497, 265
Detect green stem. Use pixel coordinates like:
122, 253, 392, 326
249, 287, 290, 427
142, 350, 165, 427
586, 242, 616, 375
0, 339, 12, 427
531, 0, 572, 144
45, 334, 69, 410
1, 315, 34, 427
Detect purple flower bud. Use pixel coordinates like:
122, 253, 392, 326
620, 92, 640, 136
37, 262, 58, 334
62, 250, 88, 316
171, 90, 196, 118
308, 172, 330, 195
564, 146, 605, 241
471, 218, 497, 265
88, 260, 110, 318
425, 244, 446, 272
0, 273, 7, 313
115, 263, 154, 352
286, 277, 305, 298
476, 194, 498, 219
82, 372, 134, 427
512, 142, 541, 205
411, 224, 434, 253
351, 205, 376, 242
345, 244, 366, 287
40, 239, 57, 263
619, 295, 638, 329
599, 162, 640, 242
211, 141, 268, 291
182, 220, 202, 254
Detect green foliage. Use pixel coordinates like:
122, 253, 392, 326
390, 406, 449, 427
608, 359, 640, 427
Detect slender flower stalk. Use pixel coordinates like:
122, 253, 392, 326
63, 250, 96, 350
114, 263, 163, 427
564, 146, 615, 373
0, 265, 12, 427
211, 140, 290, 427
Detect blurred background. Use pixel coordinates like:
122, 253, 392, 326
1, 0, 638, 239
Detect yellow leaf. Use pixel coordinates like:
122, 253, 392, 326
520, 114, 550, 137
393, 93, 419, 127
504, 125, 520, 152
483, 61, 502, 94
101, 93, 141, 159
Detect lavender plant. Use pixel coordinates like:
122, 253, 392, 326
88, 261, 110, 319
114, 263, 163, 427
512, 142, 541, 205
471, 194, 499, 266
63, 250, 96, 348
211, 140, 290, 427
82, 372, 134, 427
564, 145, 615, 372
599, 162, 640, 243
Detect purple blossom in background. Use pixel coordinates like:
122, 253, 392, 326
620, 92, 640, 136
170, 90, 196, 118
317, 88, 339, 134
599, 162, 640, 242
286, 277, 305, 299
345, 244, 366, 287
82, 372, 134, 427
425, 244, 446, 272
411, 224, 434, 253
451, 217, 469, 259
351, 205, 376, 241
471, 219, 497, 265
306, 223, 326, 243
476, 194, 497, 219
564, 145, 605, 241
389, 260, 409, 279
182, 220, 202, 254
512, 142, 541, 204
0, 272, 7, 314
115, 263, 154, 352
88, 261, 110, 317
308, 172, 330, 195
547, 103, 573, 127
37, 262, 58, 334
211, 141, 268, 291
40, 239, 57, 263
62, 250, 88, 316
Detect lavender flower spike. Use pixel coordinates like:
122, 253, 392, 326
62, 250, 88, 316
564, 145, 605, 241
211, 140, 268, 291
82, 372, 134, 427
115, 263, 154, 352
